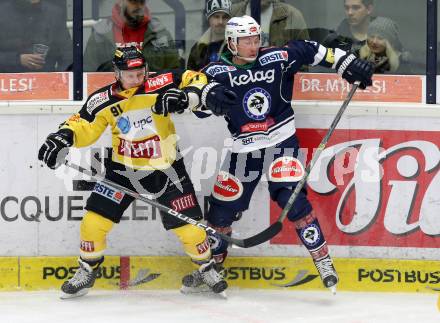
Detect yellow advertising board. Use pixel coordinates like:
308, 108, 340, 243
1, 256, 439, 294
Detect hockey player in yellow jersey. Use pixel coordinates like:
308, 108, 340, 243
38, 46, 226, 298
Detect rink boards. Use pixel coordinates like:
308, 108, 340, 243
0, 256, 439, 293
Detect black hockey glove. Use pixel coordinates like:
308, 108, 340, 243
336, 54, 374, 89
201, 82, 238, 116
152, 88, 189, 117
38, 128, 73, 169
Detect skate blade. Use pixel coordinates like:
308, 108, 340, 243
180, 286, 227, 299
329, 285, 337, 295
60, 288, 89, 300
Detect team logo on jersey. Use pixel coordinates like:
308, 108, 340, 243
259, 50, 288, 66
93, 183, 125, 204
269, 156, 305, 182
86, 90, 109, 114
243, 87, 271, 121
145, 73, 173, 93
300, 224, 321, 247
212, 171, 243, 201
229, 69, 275, 87
205, 65, 236, 77
117, 116, 131, 134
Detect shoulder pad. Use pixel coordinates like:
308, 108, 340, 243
144, 72, 175, 93
85, 86, 112, 115
258, 49, 289, 66
204, 64, 237, 77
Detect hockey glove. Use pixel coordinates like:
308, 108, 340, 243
336, 54, 374, 89
201, 82, 238, 116
38, 128, 73, 169
152, 89, 189, 117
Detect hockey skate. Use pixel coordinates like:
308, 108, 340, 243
313, 255, 338, 294
181, 260, 227, 298
60, 258, 99, 299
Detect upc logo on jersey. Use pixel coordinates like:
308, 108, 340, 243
145, 73, 173, 92
229, 69, 275, 87
206, 65, 236, 77
212, 171, 243, 201
259, 51, 288, 66
243, 87, 271, 121
269, 156, 305, 182
93, 183, 125, 204
117, 116, 131, 134
86, 90, 109, 114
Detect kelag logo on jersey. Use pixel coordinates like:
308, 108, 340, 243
205, 65, 236, 77
243, 87, 271, 120
229, 69, 275, 87
259, 50, 288, 66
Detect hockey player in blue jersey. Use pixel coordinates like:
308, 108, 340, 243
158, 15, 374, 293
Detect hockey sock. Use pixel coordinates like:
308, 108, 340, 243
172, 224, 211, 263
294, 211, 329, 260
207, 224, 231, 264
80, 211, 114, 259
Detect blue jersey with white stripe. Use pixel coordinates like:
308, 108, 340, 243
201, 40, 344, 152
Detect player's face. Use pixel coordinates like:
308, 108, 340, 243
208, 12, 230, 36
367, 35, 387, 54
344, 0, 372, 26
236, 35, 260, 59
117, 68, 146, 90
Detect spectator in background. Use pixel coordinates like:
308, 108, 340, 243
336, 0, 374, 53
0, 0, 72, 73
358, 17, 412, 74
187, 0, 232, 70
231, 0, 309, 47
84, 0, 180, 72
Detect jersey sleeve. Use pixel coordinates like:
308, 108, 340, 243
284, 40, 348, 71
59, 89, 111, 148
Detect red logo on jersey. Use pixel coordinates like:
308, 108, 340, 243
118, 135, 162, 159
212, 171, 243, 201
241, 117, 275, 133
196, 239, 210, 255
145, 73, 173, 93
170, 194, 196, 212
80, 240, 95, 252
269, 157, 305, 182
127, 58, 143, 68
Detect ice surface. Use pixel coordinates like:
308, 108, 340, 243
0, 289, 438, 323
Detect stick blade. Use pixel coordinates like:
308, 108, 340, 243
228, 222, 283, 248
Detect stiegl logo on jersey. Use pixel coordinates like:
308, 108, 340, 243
228, 69, 275, 87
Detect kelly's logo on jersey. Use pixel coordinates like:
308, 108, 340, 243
205, 65, 236, 77
145, 73, 173, 93
259, 51, 288, 66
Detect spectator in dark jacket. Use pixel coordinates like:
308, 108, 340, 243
187, 0, 232, 70
0, 0, 72, 72
336, 0, 374, 53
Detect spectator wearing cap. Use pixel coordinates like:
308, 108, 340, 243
84, 0, 180, 72
187, 0, 232, 70
357, 16, 412, 74
231, 0, 309, 47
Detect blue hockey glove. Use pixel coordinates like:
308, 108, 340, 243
201, 82, 238, 116
38, 128, 73, 169
336, 54, 374, 89
152, 88, 189, 117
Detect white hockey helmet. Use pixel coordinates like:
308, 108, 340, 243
225, 15, 261, 56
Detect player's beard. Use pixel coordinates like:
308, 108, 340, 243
123, 7, 144, 28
